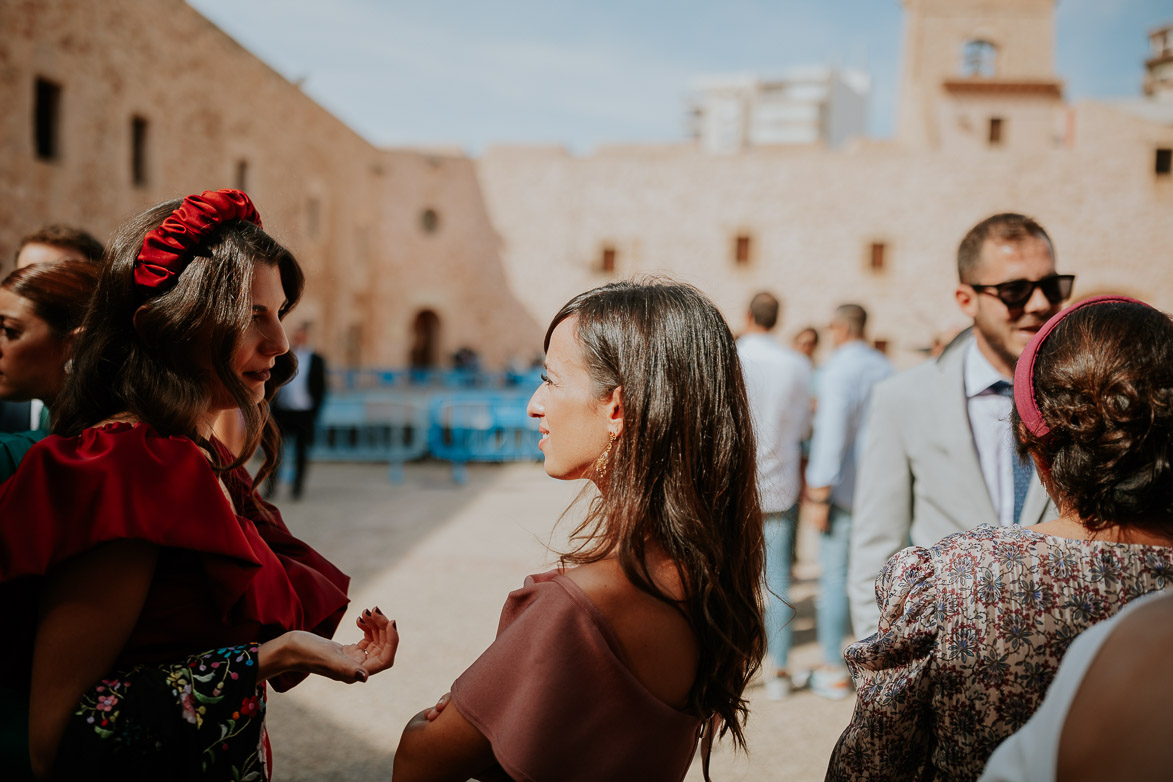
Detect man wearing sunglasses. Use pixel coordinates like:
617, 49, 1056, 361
849, 213, 1067, 639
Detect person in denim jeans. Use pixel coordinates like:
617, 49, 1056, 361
736, 293, 811, 700
801, 304, 891, 699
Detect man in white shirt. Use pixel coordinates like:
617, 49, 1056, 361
850, 214, 1068, 639
736, 292, 811, 700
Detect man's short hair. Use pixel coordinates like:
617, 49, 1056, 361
16, 224, 105, 264
957, 213, 1053, 283
748, 292, 780, 330
833, 304, 868, 337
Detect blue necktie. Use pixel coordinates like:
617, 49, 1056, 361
992, 380, 1033, 523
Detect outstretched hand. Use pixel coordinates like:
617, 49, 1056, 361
259, 607, 399, 684
353, 606, 398, 677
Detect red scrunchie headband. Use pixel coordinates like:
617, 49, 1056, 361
1013, 294, 1148, 438
134, 189, 263, 296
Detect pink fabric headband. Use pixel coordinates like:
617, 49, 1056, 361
135, 189, 262, 296
1013, 294, 1147, 437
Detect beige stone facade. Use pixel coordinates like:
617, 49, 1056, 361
3, 0, 1172, 371
0, 0, 537, 370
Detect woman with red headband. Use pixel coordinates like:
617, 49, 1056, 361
0, 191, 398, 781
827, 296, 1173, 781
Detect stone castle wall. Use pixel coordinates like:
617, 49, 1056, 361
3, 0, 1172, 372
477, 103, 1173, 368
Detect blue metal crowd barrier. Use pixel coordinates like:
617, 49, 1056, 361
308, 390, 542, 483
427, 393, 542, 483
329, 367, 545, 393
310, 396, 429, 483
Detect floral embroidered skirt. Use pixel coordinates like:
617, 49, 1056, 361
55, 643, 270, 781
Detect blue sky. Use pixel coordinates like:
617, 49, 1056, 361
187, 0, 1170, 154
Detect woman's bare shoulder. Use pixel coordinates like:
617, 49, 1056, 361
563, 555, 698, 708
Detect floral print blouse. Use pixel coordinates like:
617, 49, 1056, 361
826, 525, 1173, 782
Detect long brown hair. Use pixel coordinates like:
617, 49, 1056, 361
547, 279, 765, 751
53, 198, 304, 488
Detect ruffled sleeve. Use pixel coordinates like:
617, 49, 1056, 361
0, 423, 349, 686
216, 452, 350, 691
827, 546, 940, 781
450, 572, 700, 782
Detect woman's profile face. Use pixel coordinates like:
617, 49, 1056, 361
0, 288, 68, 404
527, 317, 616, 482
198, 263, 290, 413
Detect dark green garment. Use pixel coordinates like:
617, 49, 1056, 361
0, 431, 44, 483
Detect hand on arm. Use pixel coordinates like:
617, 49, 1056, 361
804, 364, 850, 533
257, 606, 399, 685
801, 487, 833, 533
394, 693, 496, 782
29, 540, 159, 780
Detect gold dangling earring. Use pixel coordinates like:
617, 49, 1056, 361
594, 431, 617, 479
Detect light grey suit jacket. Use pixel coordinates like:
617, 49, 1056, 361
849, 330, 1058, 638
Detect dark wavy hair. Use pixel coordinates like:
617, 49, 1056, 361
1014, 300, 1173, 531
546, 279, 765, 753
1, 260, 99, 336
53, 198, 304, 488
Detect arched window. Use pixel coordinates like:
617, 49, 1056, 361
962, 40, 998, 78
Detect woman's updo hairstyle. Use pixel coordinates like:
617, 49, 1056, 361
1, 261, 100, 337
54, 196, 304, 485
1015, 300, 1173, 530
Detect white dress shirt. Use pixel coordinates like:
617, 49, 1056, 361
276, 347, 314, 411
29, 399, 45, 430
963, 340, 1017, 526
737, 334, 812, 513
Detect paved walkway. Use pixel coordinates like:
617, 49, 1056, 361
266, 461, 854, 781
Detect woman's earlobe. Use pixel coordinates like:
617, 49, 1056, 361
608, 386, 624, 418
131, 304, 149, 336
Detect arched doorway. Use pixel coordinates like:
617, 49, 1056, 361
409, 309, 440, 369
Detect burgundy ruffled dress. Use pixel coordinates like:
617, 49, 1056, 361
0, 422, 350, 780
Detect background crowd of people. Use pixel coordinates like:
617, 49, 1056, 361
1, 197, 1171, 781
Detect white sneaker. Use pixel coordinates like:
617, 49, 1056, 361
810, 667, 852, 700
764, 675, 792, 701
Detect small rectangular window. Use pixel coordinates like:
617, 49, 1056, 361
1157, 148, 1172, 176
601, 246, 616, 273
235, 160, 249, 191
307, 197, 320, 239
734, 234, 752, 265
870, 242, 886, 272
131, 116, 148, 186
34, 77, 62, 161
988, 117, 1003, 146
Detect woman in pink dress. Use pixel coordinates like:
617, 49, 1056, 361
394, 281, 766, 782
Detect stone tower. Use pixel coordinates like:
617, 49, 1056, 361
896, 0, 1064, 150
1145, 24, 1173, 100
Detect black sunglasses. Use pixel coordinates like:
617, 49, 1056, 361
968, 274, 1075, 309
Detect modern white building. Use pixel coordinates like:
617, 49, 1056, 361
687, 67, 870, 154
